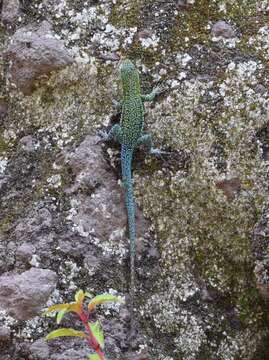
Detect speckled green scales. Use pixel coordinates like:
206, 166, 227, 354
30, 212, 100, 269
102, 59, 161, 313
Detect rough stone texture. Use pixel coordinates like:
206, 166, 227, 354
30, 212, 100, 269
29, 339, 50, 360
252, 208, 269, 302
1, 0, 20, 25
211, 20, 236, 38
16, 242, 36, 264
49, 341, 90, 360
0, 326, 11, 342
4, 21, 73, 94
64, 135, 152, 257
0, 0, 269, 359
0, 268, 57, 320
19, 135, 39, 153
0, 99, 8, 121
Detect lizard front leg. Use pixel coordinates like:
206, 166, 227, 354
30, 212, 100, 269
112, 99, 123, 111
99, 124, 122, 143
141, 86, 162, 102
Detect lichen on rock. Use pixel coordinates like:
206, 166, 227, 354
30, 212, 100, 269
134, 56, 269, 358
0, 0, 269, 359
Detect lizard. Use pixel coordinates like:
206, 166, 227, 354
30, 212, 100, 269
100, 58, 162, 320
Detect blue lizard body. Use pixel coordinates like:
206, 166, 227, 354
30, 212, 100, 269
101, 59, 161, 315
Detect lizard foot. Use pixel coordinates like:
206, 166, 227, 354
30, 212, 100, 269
96, 130, 108, 144
153, 85, 164, 96
150, 148, 168, 156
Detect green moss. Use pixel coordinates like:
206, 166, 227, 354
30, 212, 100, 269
0, 136, 9, 153
224, 0, 259, 24
169, 3, 213, 51
133, 46, 269, 354
0, 215, 13, 233
166, 0, 265, 59
109, 0, 145, 28
0, 1, 267, 354
4, 61, 115, 145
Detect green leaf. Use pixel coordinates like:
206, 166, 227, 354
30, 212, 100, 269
88, 354, 100, 360
85, 291, 93, 299
43, 303, 70, 315
75, 289, 85, 303
46, 328, 87, 340
43, 302, 81, 317
88, 294, 123, 311
89, 321, 104, 349
56, 308, 67, 324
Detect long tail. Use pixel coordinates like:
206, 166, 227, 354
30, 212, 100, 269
121, 145, 136, 315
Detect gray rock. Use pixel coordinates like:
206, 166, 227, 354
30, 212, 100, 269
99, 52, 120, 61
119, 308, 131, 323
29, 339, 50, 359
83, 252, 100, 274
1, 0, 20, 25
66, 135, 108, 183
211, 20, 236, 38
255, 84, 267, 95
215, 177, 241, 202
66, 135, 127, 240
15, 207, 53, 240
0, 99, 8, 120
0, 326, 11, 342
200, 287, 214, 302
50, 346, 89, 360
4, 21, 73, 94
252, 208, 269, 301
177, 0, 187, 6
19, 135, 38, 153
252, 208, 269, 261
65, 135, 150, 254
176, 0, 195, 7
16, 243, 36, 263
0, 268, 57, 320
43, 0, 62, 6
254, 260, 269, 301
126, 350, 150, 360
0, 0, 268, 357
137, 29, 154, 39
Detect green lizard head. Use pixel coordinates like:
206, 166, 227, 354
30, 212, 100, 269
120, 59, 140, 96
120, 58, 135, 72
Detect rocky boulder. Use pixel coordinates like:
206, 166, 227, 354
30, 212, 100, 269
0, 268, 57, 320
4, 21, 73, 94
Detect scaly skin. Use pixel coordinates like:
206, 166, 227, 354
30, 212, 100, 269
101, 59, 161, 320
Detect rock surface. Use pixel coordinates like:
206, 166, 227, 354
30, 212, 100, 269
64, 135, 151, 256
252, 208, 269, 302
16, 242, 36, 263
0, 0, 269, 359
211, 20, 236, 38
29, 339, 50, 359
1, 0, 20, 26
0, 326, 11, 343
4, 21, 73, 94
0, 268, 57, 320
0, 99, 8, 121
